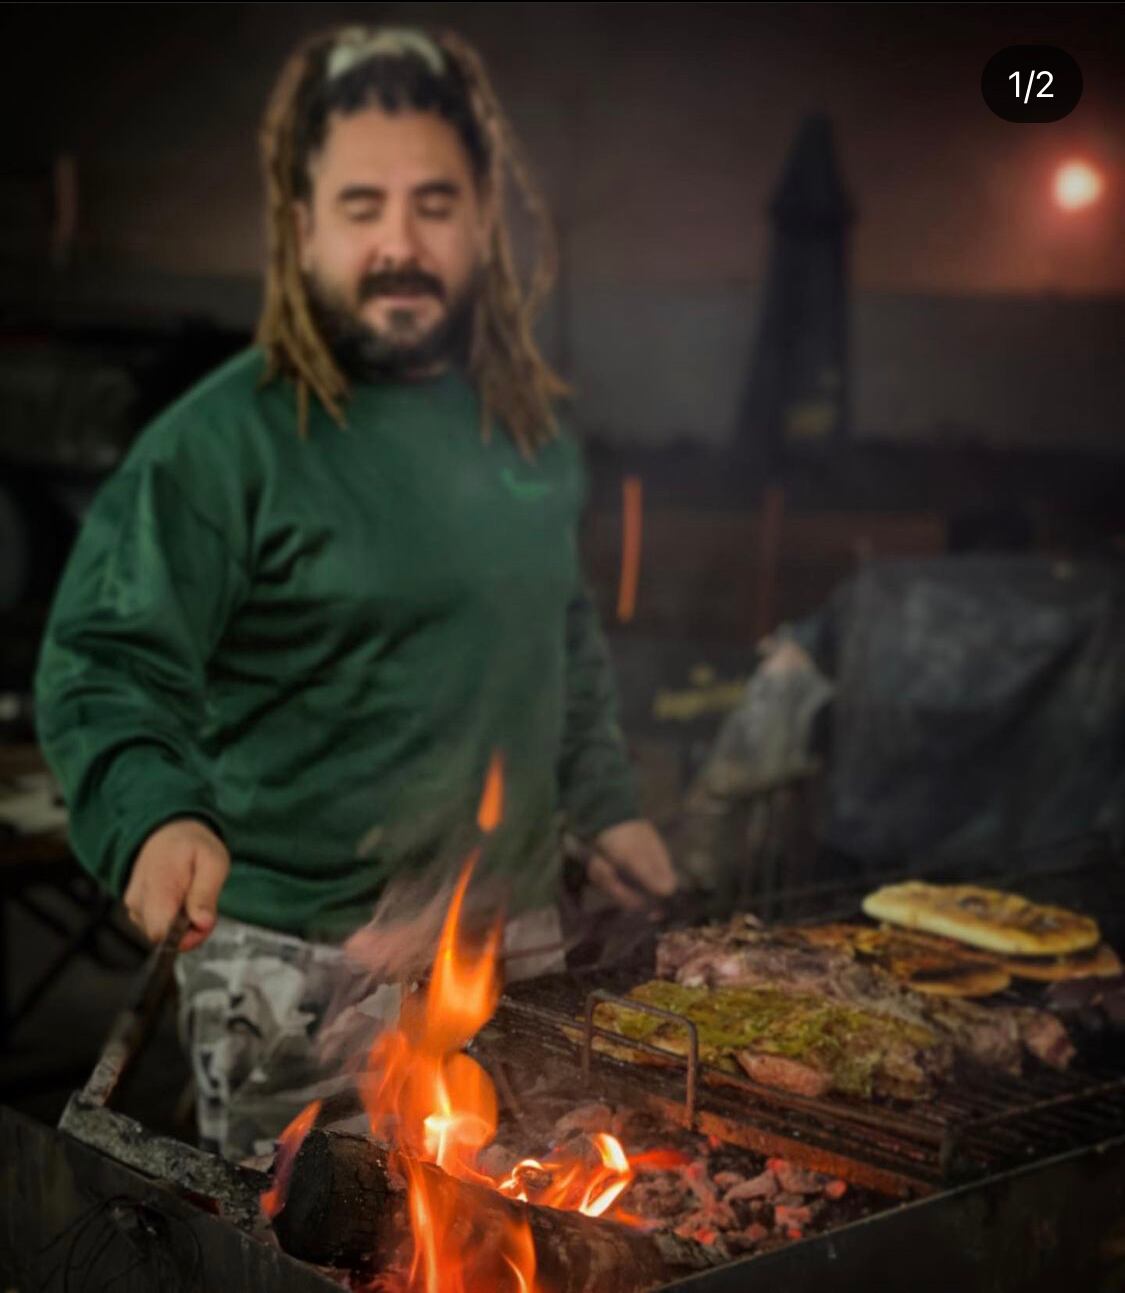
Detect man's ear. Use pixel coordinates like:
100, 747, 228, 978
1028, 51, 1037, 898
293, 200, 314, 272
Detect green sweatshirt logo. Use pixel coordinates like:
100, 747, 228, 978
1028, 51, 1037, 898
501, 467, 554, 502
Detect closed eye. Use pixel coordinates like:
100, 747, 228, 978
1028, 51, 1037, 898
344, 203, 383, 224
416, 201, 454, 220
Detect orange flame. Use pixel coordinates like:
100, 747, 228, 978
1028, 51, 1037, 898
630, 1146, 692, 1172
260, 1098, 322, 1219
477, 752, 504, 833
498, 1132, 635, 1218
359, 754, 640, 1291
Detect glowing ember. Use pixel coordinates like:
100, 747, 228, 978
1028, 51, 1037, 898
260, 1099, 322, 1219
356, 754, 645, 1292
630, 1147, 693, 1172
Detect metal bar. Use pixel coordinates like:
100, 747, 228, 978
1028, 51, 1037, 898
583, 988, 699, 1122
960, 1073, 1125, 1133
71, 908, 190, 1112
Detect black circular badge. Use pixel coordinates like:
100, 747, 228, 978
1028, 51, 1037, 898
982, 47, 1082, 123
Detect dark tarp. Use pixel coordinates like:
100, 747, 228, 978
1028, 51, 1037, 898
793, 555, 1125, 869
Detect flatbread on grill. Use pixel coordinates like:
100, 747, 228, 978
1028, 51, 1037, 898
883, 925, 1122, 981
997, 942, 1122, 982
862, 882, 1100, 957
787, 923, 1011, 997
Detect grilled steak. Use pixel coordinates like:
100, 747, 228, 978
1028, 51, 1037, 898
657, 921, 1071, 1074
914, 996, 1023, 1074
1047, 974, 1125, 1034
1012, 1007, 1076, 1069
593, 980, 952, 1100
736, 1051, 831, 1098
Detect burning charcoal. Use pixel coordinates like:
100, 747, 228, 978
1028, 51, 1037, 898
772, 1192, 808, 1209
724, 1169, 779, 1202
712, 1171, 747, 1192
631, 1148, 694, 1174
673, 1213, 723, 1245
552, 1103, 614, 1141
767, 1158, 831, 1195
774, 1203, 814, 1230
824, 1179, 849, 1201
609, 1106, 662, 1142
630, 1176, 694, 1220
681, 1160, 720, 1207
668, 1162, 735, 1231
727, 1223, 770, 1253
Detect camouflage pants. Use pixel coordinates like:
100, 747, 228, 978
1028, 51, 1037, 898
174, 907, 563, 1162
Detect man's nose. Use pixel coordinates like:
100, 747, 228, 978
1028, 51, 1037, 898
373, 197, 420, 265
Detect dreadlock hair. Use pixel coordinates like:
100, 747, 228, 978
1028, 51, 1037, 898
256, 24, 568, 455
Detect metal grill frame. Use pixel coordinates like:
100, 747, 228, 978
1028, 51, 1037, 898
484, 841, 1125, 1200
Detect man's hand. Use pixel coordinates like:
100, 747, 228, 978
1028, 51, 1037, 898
587, 819, 678, 912
124, 819, 230, 952
342, 905, 448, 985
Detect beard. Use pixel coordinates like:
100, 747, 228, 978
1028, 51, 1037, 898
303, 265, 479, 383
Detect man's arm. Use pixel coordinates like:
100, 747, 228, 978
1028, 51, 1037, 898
34, 456, 245, 948
557, 583, 639, 836
557, 583, 677, 909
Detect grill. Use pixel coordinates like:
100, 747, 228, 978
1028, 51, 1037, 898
481, 836, 1125, 1201
4, 837, 1124, 1293
484, 973, 1125, 1199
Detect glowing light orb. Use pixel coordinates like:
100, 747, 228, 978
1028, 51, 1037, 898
1054, 161, 1104, 211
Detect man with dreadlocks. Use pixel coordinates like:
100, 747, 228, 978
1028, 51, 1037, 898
34, 25, 676, 1158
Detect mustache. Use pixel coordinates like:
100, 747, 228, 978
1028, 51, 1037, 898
358, 269, 446, 303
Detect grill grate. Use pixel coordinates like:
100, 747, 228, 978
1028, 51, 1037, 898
484, 924, 1125, 1200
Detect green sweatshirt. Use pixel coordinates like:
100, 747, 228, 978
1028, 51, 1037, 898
33, 347, 638, 942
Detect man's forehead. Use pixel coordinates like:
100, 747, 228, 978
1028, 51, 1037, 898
310, 107, 472, 188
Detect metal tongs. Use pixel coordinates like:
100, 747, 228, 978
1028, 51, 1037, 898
57, 908, 268, 1229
